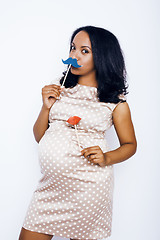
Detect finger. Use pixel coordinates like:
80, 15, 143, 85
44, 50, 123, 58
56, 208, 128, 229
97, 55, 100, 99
50, 85, 62, 91
51, 84, 61, 89
81, 146, 100, 154
42, 85, 61, 93
44, 92, 59, 99
43, 91, 59, 98
88, 156, 99, 164
59, 88, 64, 92
81, 148, 92, 155
43, 89, 61, 97
43, 90, 60, 96
52, 87, 63, 94
83, 150, 99, 158
89, 157, 103, 165
91, 159, 98, 164
88, 155, 95, 161
52, 85, 64, 92
43, 87, 60, 93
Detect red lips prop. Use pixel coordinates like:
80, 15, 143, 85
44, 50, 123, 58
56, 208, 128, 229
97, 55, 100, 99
67, 116, 81, 125
66, 116, 82, 152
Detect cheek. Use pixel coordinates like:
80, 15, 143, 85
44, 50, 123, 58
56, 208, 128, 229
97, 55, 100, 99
69, 52, 72, 57
84, 57, 94, 70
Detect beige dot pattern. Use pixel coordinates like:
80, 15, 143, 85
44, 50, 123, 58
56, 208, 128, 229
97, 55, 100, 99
22, 79, 126, 239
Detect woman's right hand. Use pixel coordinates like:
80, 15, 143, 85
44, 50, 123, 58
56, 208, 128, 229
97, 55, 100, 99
41, 84, 63, 110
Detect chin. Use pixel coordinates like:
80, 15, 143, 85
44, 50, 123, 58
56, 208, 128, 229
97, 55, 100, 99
71, 68, 81, 75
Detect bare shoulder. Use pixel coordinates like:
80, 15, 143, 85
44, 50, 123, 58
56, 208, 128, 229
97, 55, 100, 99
112, 101, 137, 147
112, 101, 132, 124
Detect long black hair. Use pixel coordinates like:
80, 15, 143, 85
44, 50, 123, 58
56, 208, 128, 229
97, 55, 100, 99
59, 25, 128, 103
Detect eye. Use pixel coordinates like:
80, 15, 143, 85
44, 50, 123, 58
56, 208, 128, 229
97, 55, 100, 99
82, 49, 89, 54
70, 45, 75, 51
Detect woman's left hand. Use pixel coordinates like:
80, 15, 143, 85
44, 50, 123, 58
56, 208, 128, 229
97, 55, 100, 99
81, 146, 106, 167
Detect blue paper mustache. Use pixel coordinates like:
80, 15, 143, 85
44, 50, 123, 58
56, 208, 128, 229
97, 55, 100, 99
62, 57, 82, 68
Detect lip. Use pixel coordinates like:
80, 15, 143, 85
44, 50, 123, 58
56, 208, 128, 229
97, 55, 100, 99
71, 66, 77, 69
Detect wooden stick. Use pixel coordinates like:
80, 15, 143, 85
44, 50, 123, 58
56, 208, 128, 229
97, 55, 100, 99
74, 124, 82, 152
56, 64, 71, 100
61, 64, 71, 87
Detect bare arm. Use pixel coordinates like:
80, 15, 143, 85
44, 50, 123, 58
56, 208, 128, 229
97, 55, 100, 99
33, 106, 50, 143
104, 102, 137, 165
33, 84, 63, 143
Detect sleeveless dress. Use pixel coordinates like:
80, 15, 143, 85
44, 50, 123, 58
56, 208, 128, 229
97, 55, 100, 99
22, 78, 126, 239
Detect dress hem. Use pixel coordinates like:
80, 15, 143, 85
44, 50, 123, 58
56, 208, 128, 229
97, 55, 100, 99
22, 225, 112, 239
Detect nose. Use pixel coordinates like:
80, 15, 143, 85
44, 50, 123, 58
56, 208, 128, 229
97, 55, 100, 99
70, 51, 80, 61
72, 55, 78, 61
72, 55, 81, 68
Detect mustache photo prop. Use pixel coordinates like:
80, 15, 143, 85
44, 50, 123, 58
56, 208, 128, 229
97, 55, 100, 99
62, 57, 82, 68
61, 57, 82, 87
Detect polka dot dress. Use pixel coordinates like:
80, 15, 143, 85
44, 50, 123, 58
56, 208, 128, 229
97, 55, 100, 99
22, 78, 126, 239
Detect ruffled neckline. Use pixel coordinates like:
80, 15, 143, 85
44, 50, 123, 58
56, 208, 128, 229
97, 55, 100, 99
60, 83, 98, 101
77, 83, 98, 90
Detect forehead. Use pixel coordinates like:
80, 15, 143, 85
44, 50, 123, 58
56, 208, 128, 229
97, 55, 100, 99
72, 31, 91, 47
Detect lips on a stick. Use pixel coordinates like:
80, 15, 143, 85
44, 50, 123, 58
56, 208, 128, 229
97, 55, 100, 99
66, 116, 82, 152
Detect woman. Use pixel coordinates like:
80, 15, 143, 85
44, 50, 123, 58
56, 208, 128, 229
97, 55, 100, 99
19, 26, 137, 240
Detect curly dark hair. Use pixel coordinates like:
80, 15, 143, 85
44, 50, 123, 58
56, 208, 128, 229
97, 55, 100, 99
59, 25, 128, 103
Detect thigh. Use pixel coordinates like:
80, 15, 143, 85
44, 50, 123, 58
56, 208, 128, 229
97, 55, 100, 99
18, 227, 53, 240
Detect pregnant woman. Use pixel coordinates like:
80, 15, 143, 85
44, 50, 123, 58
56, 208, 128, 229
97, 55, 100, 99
19, 25, 137, 240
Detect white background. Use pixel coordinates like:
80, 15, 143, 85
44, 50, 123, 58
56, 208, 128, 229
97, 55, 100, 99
0, 0, 159, 239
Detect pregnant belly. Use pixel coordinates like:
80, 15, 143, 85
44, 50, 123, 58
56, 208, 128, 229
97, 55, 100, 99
38, 127, 73, 174
37, 125, 110, 178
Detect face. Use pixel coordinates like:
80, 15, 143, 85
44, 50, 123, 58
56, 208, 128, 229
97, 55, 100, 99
69, 31, 95, 76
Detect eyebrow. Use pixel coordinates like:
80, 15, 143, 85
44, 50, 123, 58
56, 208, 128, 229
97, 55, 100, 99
72, 42, 91, 50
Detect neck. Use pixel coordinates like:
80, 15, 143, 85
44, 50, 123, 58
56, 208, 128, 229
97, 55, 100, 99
78, 70, 98, 88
